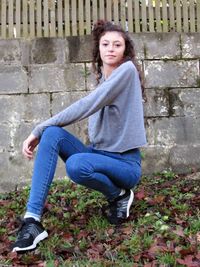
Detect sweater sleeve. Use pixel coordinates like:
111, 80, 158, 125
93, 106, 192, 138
32, 61, 136, 138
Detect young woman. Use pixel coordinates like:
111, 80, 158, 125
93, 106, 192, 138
11, 20, 147, 252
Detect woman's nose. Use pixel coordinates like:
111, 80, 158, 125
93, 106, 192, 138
108, 44, 114, 51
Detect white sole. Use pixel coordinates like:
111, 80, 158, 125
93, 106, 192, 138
12, 230, 48, 252
127, 190, 134, 217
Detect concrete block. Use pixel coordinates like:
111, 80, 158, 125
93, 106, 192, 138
144, 33, 181, 59
31, 38, 69, 64
0, 124, 11, 149
130, 33, 145, 60
29, 64, 85, 93
67, 35, 93, 62
142, 146, 170, 175
131, 33, 181, 60
0, 151, 33, 193
144, 89, 169, 117
182, 33, 200, 58
144, 60, 199, 88
0, 94, 50, 123
20, 40, 31, 66
52, 91, 89, 144
0, 39, 21, 64
0, 66, 28, 94
169, 88, 200, 117
169, 145, 200, 173
86, 63, 97, 91
9, 122, 40, 151
146, 117, 200, 146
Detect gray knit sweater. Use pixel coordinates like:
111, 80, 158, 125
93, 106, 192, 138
32, 61, 147, 152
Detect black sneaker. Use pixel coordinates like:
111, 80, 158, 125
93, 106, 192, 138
11, 218, 48, 252
103, 190, 134, 225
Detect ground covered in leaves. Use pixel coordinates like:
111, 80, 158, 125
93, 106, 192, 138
0, 171, 200, 267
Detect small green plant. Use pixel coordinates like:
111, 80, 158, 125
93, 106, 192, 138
156, 252, 177, 265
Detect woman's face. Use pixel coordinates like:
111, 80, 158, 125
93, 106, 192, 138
99, 31, 125, 68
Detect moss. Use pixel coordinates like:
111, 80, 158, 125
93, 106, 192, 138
196, 76, 200, 87
168, 89, 184, 117
144, 44, 148, 59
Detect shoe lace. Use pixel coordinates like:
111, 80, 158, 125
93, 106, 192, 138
17, 222, 35, 240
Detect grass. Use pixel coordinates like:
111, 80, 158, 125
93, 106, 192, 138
0, 171, 200, 266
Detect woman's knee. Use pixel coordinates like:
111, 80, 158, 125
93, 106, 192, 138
66, 154, 92, 183
40, 126, 63, 145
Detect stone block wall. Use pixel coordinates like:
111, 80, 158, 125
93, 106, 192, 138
0, 33, 200, 192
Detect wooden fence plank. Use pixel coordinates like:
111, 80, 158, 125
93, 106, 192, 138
175, 0, 182, 32
72, 0, 77, 35
141, 0, 147, 32
120, 0, 126, 29
134, 0, 140, 33
1, 0, 7, 38
113, 0, 119, 24
57, 0, 63, 37
43, 0, 49, 37
36, 0, 42, 37
106, 0, 112, 21
85, 0, 91, 34
155, 0, 161, 32
16, 0, 21, 37
23, 0, 28, 38
197, 0, 200, 32
169, 0, 175, 31
8, 0, 14, 38
92, 0, 98, 24
127, 0, 133, 32
30, 0, 35, 38
189, 0, 195, 32
99, 0, 105, 20
79, 0, 84, 35
182, 0, 189, 32
162, 0, 168, 32
148, 0, 155, 32
64, 0, 70, 36
49, 0, 56, 37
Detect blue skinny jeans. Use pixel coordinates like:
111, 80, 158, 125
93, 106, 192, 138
26, 126, 142, 218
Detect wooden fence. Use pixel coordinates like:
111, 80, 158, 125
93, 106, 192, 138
0, 0, 200, 39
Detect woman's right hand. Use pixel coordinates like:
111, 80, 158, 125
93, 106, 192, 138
22, 133, 39, 160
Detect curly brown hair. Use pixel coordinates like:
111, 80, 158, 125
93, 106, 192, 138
91, 20, 144, 95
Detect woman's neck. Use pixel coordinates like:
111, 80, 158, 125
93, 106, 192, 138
102, 64, 116, 80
